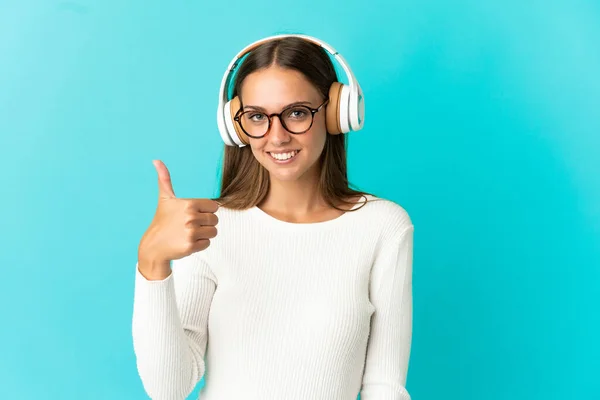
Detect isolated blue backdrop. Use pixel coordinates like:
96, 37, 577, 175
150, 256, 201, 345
1, 0, 599, 399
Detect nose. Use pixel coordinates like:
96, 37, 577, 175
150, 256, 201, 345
268, 115, 292, 145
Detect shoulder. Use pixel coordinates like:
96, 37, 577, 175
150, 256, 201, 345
213, 202, 253, 222
358, 194, 413, 238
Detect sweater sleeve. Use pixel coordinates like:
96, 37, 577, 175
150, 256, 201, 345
131, 251, 217, 400
360, 225, 414, 400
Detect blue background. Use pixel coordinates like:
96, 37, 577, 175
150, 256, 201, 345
1, 0, 599, 399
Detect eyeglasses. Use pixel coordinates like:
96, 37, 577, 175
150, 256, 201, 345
234, 99, 329, 139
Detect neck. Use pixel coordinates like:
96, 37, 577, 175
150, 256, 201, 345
259, 169, 326, 216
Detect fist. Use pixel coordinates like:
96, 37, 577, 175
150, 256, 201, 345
138, 160, 219, 265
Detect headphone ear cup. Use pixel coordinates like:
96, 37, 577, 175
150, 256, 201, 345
326, 82, 343, 135
337, 84, 351, 133
348, 85, 365, 131
225, 96, 249, 146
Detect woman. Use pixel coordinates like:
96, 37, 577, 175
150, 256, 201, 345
132, 35, 414, 400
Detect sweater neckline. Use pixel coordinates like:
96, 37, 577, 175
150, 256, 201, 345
248, 195, 371, 230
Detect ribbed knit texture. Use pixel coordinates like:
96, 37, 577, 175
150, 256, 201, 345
132, 195, 413, 400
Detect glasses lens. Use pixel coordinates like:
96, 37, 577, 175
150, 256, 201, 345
282, 106, 312, 133
239, 111, 269, 137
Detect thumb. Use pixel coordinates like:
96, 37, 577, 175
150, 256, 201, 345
153, 160, 176, 198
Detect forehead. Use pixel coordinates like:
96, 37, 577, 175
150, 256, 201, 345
239, 66, 321, 109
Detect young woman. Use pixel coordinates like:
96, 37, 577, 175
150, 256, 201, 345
132, 35, 414, 400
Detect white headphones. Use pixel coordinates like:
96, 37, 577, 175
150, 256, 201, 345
216, 34, 365, 147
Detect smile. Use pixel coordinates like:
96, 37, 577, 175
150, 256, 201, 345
267, 150, 300, 163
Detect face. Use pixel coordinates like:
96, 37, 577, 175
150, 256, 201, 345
238, 66, 328, 184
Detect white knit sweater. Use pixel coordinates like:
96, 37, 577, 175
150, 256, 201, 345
132, 195, 413, 400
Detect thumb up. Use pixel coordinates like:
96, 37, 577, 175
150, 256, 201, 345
138, 160, 220, 273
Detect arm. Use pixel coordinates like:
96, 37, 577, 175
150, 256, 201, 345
131, 251, 216, 400
360, 225, 414, 400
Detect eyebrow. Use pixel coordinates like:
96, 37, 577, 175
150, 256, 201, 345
242, 101, 313, 112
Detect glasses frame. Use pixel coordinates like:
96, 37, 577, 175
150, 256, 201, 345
234, 99, 329, 139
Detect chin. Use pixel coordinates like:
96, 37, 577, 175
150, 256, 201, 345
266, 168, 305, 182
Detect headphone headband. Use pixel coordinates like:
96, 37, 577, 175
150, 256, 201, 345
218, 34, 359, 116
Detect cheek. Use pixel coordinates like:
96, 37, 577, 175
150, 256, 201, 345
249, 138, 267, 154
308, 125, 327, 152
248, 139, 274, 169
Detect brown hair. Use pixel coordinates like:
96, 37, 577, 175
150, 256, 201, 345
213, 37, 371, 211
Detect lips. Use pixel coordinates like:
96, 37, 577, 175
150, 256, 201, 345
267, 150, 300, 162
267, 150, 300, 154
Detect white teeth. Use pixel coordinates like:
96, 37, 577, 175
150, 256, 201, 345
269, 150, 298, 161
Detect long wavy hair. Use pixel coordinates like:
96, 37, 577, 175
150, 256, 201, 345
213, 37, 371, 211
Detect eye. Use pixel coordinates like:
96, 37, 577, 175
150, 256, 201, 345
287, 108, 309, 120
248, 113, 266, 122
